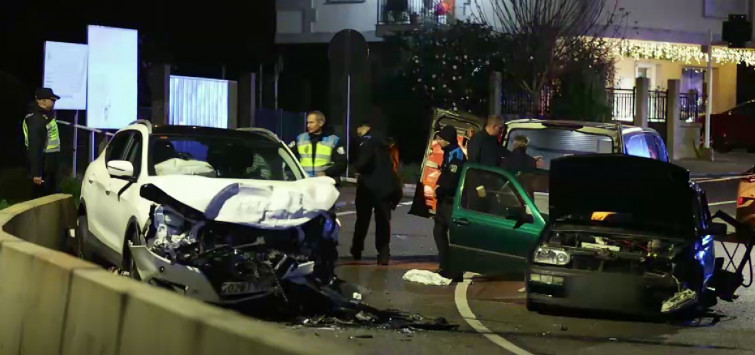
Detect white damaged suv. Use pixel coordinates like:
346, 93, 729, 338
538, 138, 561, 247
77, 121, 341, 304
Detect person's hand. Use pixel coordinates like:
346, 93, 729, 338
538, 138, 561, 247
33, 177, 44, 185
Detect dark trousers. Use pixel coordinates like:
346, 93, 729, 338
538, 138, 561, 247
31, 169, 58, 199
352, 184, 392, 256
433, 198, 453, 272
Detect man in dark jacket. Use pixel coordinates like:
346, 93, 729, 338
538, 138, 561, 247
289, 111, 347, 182
24, 88, 61, 198
501, 135, 538, 174
350, 122, 401, 265
467, 114, 509, 167
433, 125, 466, 280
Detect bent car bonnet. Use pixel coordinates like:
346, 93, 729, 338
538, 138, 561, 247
139, 175, 340, 229
549, 154, 695, 237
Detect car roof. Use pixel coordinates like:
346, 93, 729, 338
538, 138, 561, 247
144, 125, 282, 142
505, 119, 657, 138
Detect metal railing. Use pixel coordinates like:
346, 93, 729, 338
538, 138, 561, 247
377, 0, 455, 25
56, 115, 114, 178
501, 87, 554, 118
680, 92, 701, 121
648, 90, 668, 122
608, 88, 635, 122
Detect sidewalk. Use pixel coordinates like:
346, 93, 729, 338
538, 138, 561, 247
675, 150, 754, 177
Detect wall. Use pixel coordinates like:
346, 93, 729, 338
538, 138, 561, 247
614, 57, 738, 113
0, 195, 354, 355
277, 0, 380, 43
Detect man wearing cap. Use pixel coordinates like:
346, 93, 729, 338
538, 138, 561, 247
433, 125, 466, 280
24, 88, 61, 198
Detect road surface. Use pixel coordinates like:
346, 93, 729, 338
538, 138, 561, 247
287, 178, 755, 354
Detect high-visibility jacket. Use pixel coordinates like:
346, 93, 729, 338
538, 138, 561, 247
296, 132, 340, 177
23, 114, 61, 153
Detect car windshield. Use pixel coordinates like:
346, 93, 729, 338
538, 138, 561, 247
505, 128, 614, 170
148, 134, 304, 181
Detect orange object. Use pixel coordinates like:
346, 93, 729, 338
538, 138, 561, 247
389, 144, 400, 173
591, 212, 616, 221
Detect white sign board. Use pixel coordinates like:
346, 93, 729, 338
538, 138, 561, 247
86, 25, 138, 129
169, 76, 230, 128
43, 41, 88, 110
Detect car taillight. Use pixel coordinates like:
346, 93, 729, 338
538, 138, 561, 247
739, 197, 745, 206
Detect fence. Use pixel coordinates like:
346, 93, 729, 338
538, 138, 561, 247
255, 108, 306, 144
501, 86, 701, 123
501, 87, 554, 119
53, 111, 115, 179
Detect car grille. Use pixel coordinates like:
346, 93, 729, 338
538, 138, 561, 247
570, 255, 641, 274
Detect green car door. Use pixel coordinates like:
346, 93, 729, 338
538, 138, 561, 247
447, 164, 547, 276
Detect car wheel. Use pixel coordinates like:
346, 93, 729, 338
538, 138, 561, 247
124, 225, 143, 281
76, 214, 92, 260
525, 297, 542, 312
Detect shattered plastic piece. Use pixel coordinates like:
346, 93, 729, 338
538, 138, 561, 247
352, 292, 363, 301
355, 311, 375, 322
661, 289, 698, 313
518, 287, 526, 293
402, 269, 452, 286
349, 335, 374, 339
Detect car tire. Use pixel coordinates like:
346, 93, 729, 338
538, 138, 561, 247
76, 214, 92, 261
525, 297, 542, 313
124, 224, 143, 281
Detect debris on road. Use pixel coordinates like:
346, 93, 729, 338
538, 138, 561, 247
349, 335, 374, 339
402, 269, 452, 286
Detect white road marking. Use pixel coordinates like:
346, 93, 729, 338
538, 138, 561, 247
709, 200, 737, 206
454, 272, 534, 355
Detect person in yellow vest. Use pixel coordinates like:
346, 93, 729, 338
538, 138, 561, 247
24, 88, 61, 198
288, 110, 346, 182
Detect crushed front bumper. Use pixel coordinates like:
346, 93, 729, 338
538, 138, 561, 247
526, 265, 678, 315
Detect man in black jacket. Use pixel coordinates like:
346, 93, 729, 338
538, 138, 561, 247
501, 135, 538, 174
350, 121, 401, 265
24, 88, 61, 198
467, 114, 508, 167
433, 125, 466, 280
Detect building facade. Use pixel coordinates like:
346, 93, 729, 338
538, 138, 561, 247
276, 0, 755, 119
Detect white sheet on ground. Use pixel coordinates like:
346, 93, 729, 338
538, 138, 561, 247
148, 175, 340, 229
402, 269, 452, 286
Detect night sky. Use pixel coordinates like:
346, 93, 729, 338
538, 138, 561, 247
0, 0, 276, 167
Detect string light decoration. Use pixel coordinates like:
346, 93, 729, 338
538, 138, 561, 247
591, 37, 755, 66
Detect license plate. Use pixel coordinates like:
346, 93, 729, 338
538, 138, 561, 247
220, 281, 258, 296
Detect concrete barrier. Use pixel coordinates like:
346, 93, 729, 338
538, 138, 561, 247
0, 194, 354, 355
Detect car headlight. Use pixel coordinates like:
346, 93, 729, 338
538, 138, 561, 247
533, 246, 571, 266
322, 216, 340, 241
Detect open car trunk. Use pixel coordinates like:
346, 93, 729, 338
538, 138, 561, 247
409, 108, 485, 217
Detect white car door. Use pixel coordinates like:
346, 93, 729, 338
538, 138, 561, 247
99, 131, 140, 254
86, 131, 133, 246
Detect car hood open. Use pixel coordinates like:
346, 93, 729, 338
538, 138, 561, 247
140, 175, 340, 229
549, 154, 694, 237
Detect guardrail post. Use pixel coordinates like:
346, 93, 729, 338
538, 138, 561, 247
72, 111, 78, 177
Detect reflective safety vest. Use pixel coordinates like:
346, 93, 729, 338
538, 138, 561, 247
296, 132, 339, 177
23, 113, 61, 153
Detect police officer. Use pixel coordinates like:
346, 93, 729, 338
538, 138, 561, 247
24, 88, 61, 198
350, 122, 401, 265
433, 125, 466, 280
289, 111, 346, 181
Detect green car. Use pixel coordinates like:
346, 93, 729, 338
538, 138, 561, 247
445, 163, 547, 276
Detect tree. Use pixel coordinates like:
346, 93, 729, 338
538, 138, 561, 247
389, 21, 506, 115
471, 0, 628, 117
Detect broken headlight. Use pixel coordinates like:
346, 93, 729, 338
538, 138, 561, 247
534, 246, 571, 266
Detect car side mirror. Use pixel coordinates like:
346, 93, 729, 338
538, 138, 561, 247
705, 222, 727, 236
107, 160, 135, 180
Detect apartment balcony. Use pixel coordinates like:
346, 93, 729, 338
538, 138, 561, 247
376, 0, 457, 37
